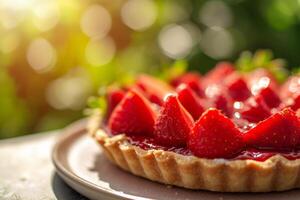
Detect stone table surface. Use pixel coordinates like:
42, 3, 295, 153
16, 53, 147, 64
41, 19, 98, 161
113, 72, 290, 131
0, 131, 89, 200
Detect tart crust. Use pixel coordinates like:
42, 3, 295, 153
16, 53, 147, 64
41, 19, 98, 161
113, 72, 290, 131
88, 115, 300, 192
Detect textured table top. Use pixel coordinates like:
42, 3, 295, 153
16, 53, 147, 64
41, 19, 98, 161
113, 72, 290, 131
0, 131, 88, 200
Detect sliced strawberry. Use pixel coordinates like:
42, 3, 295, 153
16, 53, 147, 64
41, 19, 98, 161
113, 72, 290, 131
280, 75, 300, 99
246, 68, 279, 91
225, 73, 251, 102
108, 89, 156, 136
171, 72, 201, 87
203, 62, 235, 87
204, 84, 233, 117
106, 88, 125, 118
171, 72, 204, 97
291, 94, 300, 111
214, 94, 233, 117
239, 96, 271, 123
153, 95, 194, 147
283, 92, 300, 111
136, 74, 173, 106
257, 86, 281, 108
249, 72, 281, 108
189, 109, 244, 158
244, 108, 300, 150
177, 84, 205, 120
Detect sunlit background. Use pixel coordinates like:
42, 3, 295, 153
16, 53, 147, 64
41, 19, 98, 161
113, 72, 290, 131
1, 0, 300, 138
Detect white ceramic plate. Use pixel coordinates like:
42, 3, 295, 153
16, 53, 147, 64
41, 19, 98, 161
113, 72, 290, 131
52, 120, 300, 200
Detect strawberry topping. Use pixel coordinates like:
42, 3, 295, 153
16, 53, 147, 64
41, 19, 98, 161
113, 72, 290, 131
244, 108, 300, 150
246, 69, 279, 91
153, 95, 194, 147
136, 74, 173, 106
280, 75, 300, 98
291, 94, 300, 111
104, 62, 300, 159
177, 84, 205, 120
189, 109, 244, 158
171, 72, 204, 97
257, 86, 281, 108
239, 96, 271, 123
204, 84, 233, 117
108, 89, 156, 136
203, 62, 234, 87
225, 73, 251, 101
214, 94, 233, 117
106, 88, 125, 118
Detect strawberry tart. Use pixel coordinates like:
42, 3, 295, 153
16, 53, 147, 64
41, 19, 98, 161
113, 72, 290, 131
88, 62, 300, 192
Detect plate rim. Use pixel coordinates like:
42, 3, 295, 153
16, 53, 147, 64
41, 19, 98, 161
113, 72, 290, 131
52, 120, 135, 200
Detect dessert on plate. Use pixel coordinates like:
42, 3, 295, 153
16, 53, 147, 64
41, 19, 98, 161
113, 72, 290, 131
88, 60, 300, 192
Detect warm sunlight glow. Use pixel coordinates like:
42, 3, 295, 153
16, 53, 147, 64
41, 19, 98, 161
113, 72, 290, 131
27, 38, 56, 73
85, 37, 116, 66
80, 4, 112, 39
158, 24, 193, 59
121, 0, 157, 31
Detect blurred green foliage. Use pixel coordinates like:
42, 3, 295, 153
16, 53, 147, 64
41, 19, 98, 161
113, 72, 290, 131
0, 0, 300, 138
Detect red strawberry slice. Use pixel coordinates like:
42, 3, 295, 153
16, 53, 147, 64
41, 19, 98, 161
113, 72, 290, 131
246, 68, 279, 91
203, 62, 235, 87
280, 75, 300, 99
214, 94, 233, 117
189, 109, 244, 158
244, 108, 300, 150
257, 86, 281, 108
177, 84, 205, 120
171, 72, 201, 87
204, 84, 233, 117
225, 73, 251, 102
239, 96, 271, 123
153, 95, 194, 147
284, 93, 300, 111
136, 74, 173, 106
248, 70, 280, 106
291, 94, 300, 111
108, 89, 156, 136
171, 72, 204, 97
106, 88, 125, 118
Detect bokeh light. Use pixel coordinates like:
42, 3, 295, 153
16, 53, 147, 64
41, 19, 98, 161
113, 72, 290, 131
32, 1, 60, 31
46, 72, 92, 110
121, 0, 157, 31
199, 0, 232, 28
161, 1, 190, 23
158, 24, 193, 59
80, 4, 112, 39
0, 0, 31, 29
251, 77, 271, 95
85, 37, 116, 66
182, 23, 202, 44
26, 38, 56, 73
205, 84, 221, 98
0, 32, 20, 54
200, 27, 234, 59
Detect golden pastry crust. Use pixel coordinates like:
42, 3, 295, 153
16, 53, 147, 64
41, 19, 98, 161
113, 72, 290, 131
88, 115, 300, 192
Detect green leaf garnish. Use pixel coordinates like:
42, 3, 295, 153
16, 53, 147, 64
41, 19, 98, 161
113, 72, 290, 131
236, 49, 289, 83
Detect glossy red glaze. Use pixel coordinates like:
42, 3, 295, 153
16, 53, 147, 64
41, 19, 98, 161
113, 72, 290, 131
128, 135, 300, 161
